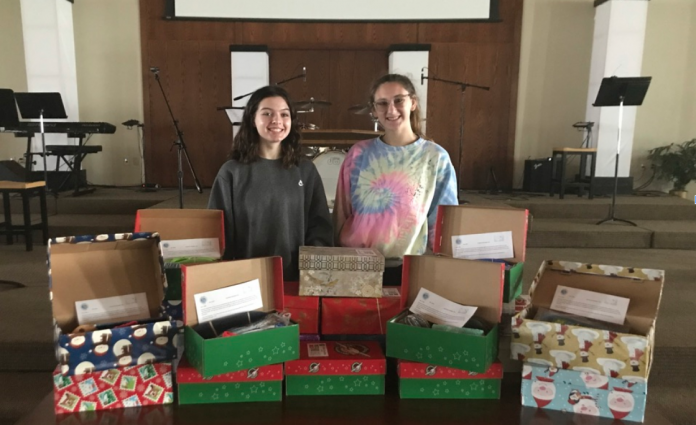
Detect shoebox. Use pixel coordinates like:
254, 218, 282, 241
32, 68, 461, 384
52, 362, 174, 413
321, 287, 404, 335
386, 255, 504, 373
134, 209, 224, 301
433, 205, 528, 302
397, 360, 503, 399
285, 341, 386, 396
521, 361, 647, 422
177, 357, 283, 404
298, 246, 385, 297
284, 281, 319, 334
512, 260, 664, 380
50, 233, 178, 376
182, 257, 300, 378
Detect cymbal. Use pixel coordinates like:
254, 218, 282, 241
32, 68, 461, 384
294, 99, 331, 109
348, 104, 372, 115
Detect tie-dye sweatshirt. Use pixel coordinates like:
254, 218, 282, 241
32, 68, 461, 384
333, 137, 458, 265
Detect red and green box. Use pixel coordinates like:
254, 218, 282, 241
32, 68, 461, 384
285, 341, 386, 396
433, 205, 528, 302
284, 281, 319, 334
398, 360, 503, 399
182, 257, 300, 378
177, 358, 283, 404
386, 255, 504, 373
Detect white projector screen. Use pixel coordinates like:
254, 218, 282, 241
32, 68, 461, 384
167, 0, 499, 21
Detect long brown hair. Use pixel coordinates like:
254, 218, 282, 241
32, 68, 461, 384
229, 85, 302, 168
369, 74, 427, 139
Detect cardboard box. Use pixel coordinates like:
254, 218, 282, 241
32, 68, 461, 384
386, 255, 504, 373
285, 341, 386, 396
49, 233, 179, 376
52, 363, 174, 413
511, 260, 664, 380
521, 362, 647, 422
182, 257, 300, 378
177, 358, 282, 404
134, 209, 225, 301
321, 287, 404, 335
298, 246, 385, 297
284, 281, 319, 334
397, 360, 503, 399
433, 205, 529, 302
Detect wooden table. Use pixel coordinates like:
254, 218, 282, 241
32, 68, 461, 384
16, 374, 672, 425
300, 129, 382, 147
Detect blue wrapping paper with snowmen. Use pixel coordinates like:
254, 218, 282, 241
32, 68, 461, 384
49, 233, 179, 376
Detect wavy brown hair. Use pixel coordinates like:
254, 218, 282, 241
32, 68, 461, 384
230, 85, 302, 168
369, 74, 427, 139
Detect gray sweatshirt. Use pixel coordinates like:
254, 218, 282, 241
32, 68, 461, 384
208, 157, 333, 281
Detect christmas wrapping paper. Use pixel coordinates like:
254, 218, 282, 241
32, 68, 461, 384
177, 358, 283, 404
284, 281, 319, 334
285, 341, 386, 395
53, 363, 173, 414
321, 287, 403, 335
511, 261, 664, 380
398, 360, 503, 399
521, 362, 647, 422
298, 246, 385, 297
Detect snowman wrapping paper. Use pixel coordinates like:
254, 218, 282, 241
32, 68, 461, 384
511, 260, 664, 380
521, 362, 647, 422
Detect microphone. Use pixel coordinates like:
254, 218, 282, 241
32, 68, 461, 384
421, 67, 426, 85
149, 67, 159, 74
303, 66, 306, 83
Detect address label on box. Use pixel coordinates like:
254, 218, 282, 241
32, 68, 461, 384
550, 285, 630, 325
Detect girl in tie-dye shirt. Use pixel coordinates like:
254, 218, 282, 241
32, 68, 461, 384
333, 74, 458, 283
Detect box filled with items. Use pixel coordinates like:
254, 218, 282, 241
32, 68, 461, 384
182, 257, 299, 378
50, 233, 178, 376
386, 255, 504, 373
298, 246, 385, 297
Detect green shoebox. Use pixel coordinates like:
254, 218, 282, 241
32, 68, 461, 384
386, 255, 504, 373
433, 205, 529, 302
182, 257, 300, 378
134, 208, 225, 301
398, 360, 503, 399
285, 341, 386, 396
177, 357, 283, 404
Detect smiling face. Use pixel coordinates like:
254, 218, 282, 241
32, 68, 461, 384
372, 82, 417, 133
254, 96, 291, 148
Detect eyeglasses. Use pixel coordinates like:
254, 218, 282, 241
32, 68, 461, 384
372, 94, 412, 112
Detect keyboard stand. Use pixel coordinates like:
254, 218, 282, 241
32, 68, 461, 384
49, 134, 102, 196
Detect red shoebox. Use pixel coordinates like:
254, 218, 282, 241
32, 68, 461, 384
321, 287, 404, 335
284, 281, 319, 334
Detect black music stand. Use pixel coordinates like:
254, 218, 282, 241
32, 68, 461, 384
14, 93, 67, 193
593, 76, 651, 226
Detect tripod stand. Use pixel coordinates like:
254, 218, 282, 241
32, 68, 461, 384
593, 76, 651, 226
421, 72, 489, 199
150, 68, 203, 208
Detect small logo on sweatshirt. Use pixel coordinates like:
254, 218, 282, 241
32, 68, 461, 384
298, 180, 303, 187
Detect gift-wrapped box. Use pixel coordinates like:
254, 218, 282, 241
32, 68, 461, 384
521, 362, 648, 422
284, 281, 319, 334
50, 233, 178, 376
298, 246, 385, 297
398, 360, 503, 399
53, 363, 173, 414
177, 358, 283, 404
321, 287, 403, 335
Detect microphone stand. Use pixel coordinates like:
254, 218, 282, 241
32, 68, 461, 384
422, 74, 490, 197
151, 70, 203, 208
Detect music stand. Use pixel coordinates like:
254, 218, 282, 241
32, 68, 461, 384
593, 76, 651, 226
14, 93, 67, 193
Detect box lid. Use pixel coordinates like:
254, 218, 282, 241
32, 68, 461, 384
298, 246, 385, 272
527, 260, 665, 336
398, 360, 503, 379
134, 209, 225, 251
402, 255, 505, 324
177, 358, 283, 383
182, 257, 284, 327
285, 341, 386, 376
48, 233, 166, 333
433, 205, 529, 263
